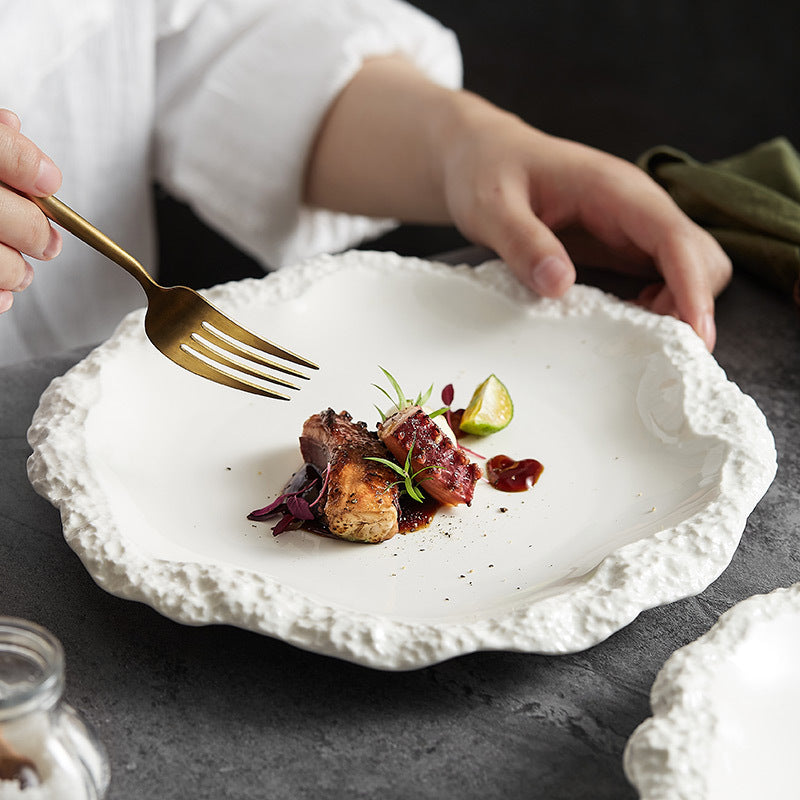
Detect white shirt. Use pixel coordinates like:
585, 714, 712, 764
0, 0, 461, 366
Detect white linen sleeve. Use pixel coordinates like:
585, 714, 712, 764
153, 0, 462, 270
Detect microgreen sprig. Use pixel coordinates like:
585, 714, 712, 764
373, 367, 447, 422
365, 443, 441, 503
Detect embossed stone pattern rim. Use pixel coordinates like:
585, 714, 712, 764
26, 251, 777, 670
623, 583, 800, 799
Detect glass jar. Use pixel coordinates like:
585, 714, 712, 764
0, 617, 109, 798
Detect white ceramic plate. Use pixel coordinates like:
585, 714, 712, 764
624, 583, 800, 799
27, 251, 776, 669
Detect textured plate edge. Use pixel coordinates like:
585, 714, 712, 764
622, 583, 800, 799
26, 250, 778, 670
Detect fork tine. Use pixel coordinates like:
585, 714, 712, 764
188, 334, 300, 390
178, 344, 292, 400
200, 323, 311, 380
201, 305, 319, 371
29, 192, 317, 398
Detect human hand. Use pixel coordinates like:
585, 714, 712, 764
437, 96, 731, 350
0, 109, 62, 314
304, 57, 730, 350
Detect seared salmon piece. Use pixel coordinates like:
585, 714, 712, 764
378, 406, 482, 506
300, 409, 400, 543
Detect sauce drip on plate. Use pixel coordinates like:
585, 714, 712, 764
486, 455, 544, 492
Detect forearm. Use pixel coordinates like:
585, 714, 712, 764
304, 55, 466, 223
303, 54, 549, 233
302, 56, 729, 351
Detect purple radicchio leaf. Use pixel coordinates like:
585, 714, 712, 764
247, 475, 319, 521
441, 383, 455, 407
272, 513, 301, 536
248, 464, 329, 536
247, 495, 287, 520
286, 494, 315, 520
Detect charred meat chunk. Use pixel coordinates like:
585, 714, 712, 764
378, 406, 482, 506
300, 409, 400, 543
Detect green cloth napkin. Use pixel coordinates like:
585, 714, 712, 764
638, 137, 800, 304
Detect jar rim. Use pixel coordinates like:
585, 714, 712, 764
0, 617, 65, 720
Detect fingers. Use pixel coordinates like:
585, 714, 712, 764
465, 178, 577, 298
636, 267, 725, 351
0, 109, 21, 133
636, 281, 718, 350
0, 110, 64, 314
0, 111, 62, 196
0, 111, 63, 254
0, 242, 34, 288
576, 155, 732, 350
653, 227, 731, 350
0, 112, 62, 240
0, 244, 34, 315
0, 186, 61, 260
490, 205, 576, 297
627, 206, 731, 349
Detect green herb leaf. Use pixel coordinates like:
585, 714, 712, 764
379, 366, 407, 410
363, 442, 442, 504
415, 384, 433, 407
414, 465, 443, 480
404, 474, 421, 501
364, 455, 408, 478
403, 445, 414, 473
372, 383, 399, 409
374, 368, 439, 419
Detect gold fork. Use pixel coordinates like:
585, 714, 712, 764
30, 194, 317, 400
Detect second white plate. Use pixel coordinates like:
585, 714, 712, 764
625, 584, 800, 799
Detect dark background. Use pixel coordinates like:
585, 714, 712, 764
158, 0, 798, 288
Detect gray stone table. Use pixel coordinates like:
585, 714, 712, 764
1, 268, 797, 799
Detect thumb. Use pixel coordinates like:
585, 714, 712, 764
0, 116, 62, 197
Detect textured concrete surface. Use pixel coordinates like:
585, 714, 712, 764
0, 269, 797, 799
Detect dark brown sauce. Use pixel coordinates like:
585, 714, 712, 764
486, 454, 544, 492
398, 494, 441, 533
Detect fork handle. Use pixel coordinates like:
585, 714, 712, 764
29, 194, 158, 292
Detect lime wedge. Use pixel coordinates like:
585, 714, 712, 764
459, 374, 513, 436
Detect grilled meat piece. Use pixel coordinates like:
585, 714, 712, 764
300, 409, 400, 543
378, 406, 482, 506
